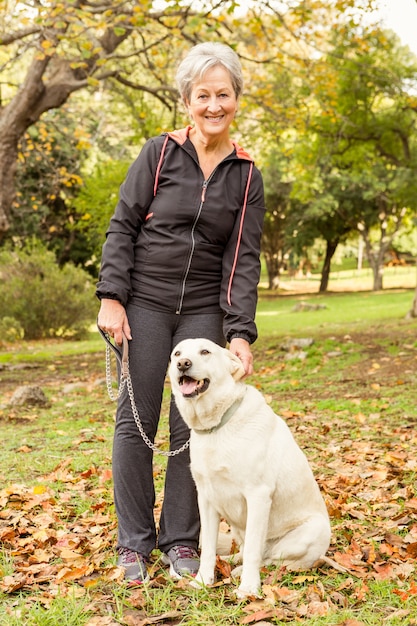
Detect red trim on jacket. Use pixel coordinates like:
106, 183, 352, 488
226, 161, 254, 306
153, 134, 169, 196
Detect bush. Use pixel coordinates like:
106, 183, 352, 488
0, 241, 96, 340
0, 317, 24, 347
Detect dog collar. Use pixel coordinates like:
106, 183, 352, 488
193, 392, 245, 435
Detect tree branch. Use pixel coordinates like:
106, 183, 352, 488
113, 73, 178, 109
0, 26, 41, 46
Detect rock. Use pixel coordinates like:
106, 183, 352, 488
280, 338, 314, 351
292, 302, 327, 312
62, 383, 87, 394
10, 385, 49, 407
284, 351, 308, 361
326, 350, 343, 358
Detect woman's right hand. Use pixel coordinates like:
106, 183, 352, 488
97, 299, 132, 346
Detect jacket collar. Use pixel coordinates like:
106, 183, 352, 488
167, 126, 254, 162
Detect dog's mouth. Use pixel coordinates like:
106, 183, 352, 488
178, 375, 210, 398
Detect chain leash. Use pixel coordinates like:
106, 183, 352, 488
102, 331, 190, 457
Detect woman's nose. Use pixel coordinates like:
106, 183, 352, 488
207, 96, 221, 110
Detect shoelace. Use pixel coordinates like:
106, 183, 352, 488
119, 547, 146, 564
172, 546, 198, 560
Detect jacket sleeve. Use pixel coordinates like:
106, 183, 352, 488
95, 138, 161, 305
220, 165, 265, 344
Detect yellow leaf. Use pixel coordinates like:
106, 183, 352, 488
354, 412, 366, 424
292, 575, 316, 583
59, 548, 82, 561
33, 485, 47, 495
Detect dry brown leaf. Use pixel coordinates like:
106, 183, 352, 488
306, 600, 330, 616
240, 607, 287, 624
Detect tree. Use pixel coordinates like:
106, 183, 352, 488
260, 149, 293, 289
292, 24, 417, 290
71, 159, 131, 275
0, 0, 248, 241
1, 0, 378, 245
11, 107, 91, 264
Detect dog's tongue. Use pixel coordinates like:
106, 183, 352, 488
180, 378, 198, 395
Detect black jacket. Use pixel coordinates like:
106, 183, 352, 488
96, 126, 265, 344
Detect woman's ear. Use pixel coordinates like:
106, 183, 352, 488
184, 98, 192, 120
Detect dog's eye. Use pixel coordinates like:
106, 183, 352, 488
201, 349, 210, 355
174, 350, 180, 357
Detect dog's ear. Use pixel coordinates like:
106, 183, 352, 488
227, 350, 246, 381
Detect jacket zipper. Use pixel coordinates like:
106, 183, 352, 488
175, 177, 211, 314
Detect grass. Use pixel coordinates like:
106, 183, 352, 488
1, 288, 417, 624
267, 264, 417, 293
256, 288, 413, 336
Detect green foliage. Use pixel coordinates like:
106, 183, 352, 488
3, 0, 417, 294
2, 590, 94, 626
0, 317, 24, 345
261, 149, 294, 287
0, 241, 96, 340
71, 159, 131, 276
288, 24, 417, 289
10, 108, 90, 263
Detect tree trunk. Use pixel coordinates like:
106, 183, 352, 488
0, 27, 126, 240
407, 261, 417, 318
0, 54, 52, 237
0, 133, 19, 239
264, 252, 281, 290
359, 229, 386, 291
319, 238, 339, 292
372, 263, 384, 291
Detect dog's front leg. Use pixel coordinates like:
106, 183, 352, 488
194, 495, 220, 587
237, 490, 272, 599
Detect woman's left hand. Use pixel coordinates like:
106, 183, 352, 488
229, 337, 253, 377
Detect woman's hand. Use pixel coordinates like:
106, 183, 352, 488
97, 299, 132, 346
229, 337, 253, 377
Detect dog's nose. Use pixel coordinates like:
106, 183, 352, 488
177, 358, 192, 372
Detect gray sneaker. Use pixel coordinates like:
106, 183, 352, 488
117, 547, 149, 585
162, 545, 200, 579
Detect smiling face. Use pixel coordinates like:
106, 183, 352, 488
169, 338, 245, 399
168, 338, 246, 431
185, 65, 238, 141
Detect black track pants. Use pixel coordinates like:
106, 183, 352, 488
112, 304, 225, 557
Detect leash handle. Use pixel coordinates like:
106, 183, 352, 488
97, 322, 190, 457
97, 325, 129, 378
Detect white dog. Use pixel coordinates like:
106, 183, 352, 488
169, 338, 331, 598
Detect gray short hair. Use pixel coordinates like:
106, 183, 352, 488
176, 42, 243, 103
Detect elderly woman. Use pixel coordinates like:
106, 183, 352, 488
96, 42, 265, 585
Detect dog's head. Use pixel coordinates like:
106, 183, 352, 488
169, 338, 245, 401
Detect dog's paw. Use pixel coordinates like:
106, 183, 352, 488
236, 572, 262, 599
189, 577, 204, 590
236, 584, 262, 600
192, 571, 214, 588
